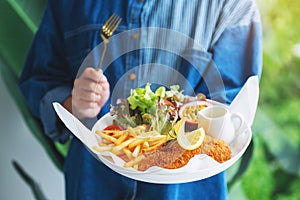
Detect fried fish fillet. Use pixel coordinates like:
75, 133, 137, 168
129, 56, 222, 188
138, 135, 231, 171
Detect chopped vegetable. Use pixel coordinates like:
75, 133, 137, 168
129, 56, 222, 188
110, 83, 204, 137
104, 124, 124, 131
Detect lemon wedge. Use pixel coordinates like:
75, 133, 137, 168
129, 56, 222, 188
174, 117, 186, 134
168, 117, 186, 139
177, 120, 205, 150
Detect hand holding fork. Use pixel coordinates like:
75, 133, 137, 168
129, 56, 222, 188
70, 14, 121, 119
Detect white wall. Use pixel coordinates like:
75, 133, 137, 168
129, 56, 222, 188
0, 76, 65, 200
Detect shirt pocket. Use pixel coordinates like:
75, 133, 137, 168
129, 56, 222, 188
63, 24, 101, 73
180, 48, 226, 101
63, 24, 126, 77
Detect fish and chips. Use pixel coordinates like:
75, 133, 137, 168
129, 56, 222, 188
92, 124, 232, 171
92, 84, 232, 171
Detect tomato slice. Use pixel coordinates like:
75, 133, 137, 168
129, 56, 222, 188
104, 124, 124, 131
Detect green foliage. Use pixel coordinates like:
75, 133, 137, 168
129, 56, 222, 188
258, 0, 300, 152
232, 0, 300, 199
258, 0, 300, 67
275, 179, 300, 200
240, 135, 275, 199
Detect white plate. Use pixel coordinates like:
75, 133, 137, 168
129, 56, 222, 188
90, 104, 252, 184
54, 76, 258, 184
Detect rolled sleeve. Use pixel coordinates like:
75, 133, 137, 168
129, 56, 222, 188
40, 85, 72, 143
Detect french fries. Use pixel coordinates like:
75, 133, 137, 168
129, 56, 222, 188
124, 155, 145, 168
93, 126, 167, 169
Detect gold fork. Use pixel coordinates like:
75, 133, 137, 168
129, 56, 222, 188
96, 14, 122, 70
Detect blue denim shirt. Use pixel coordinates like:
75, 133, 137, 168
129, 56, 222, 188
19, 0, 262, 199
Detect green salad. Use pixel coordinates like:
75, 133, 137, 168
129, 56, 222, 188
110, 83, 185, 135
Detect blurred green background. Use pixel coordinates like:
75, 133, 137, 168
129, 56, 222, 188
228, 0, 300, 199
0, 0, 299, 199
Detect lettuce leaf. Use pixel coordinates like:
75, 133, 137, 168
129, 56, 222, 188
111, 83, 184, 134
127, 83, 158, 114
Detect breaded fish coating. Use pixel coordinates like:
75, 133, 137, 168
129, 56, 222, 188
138, 135, 231, 171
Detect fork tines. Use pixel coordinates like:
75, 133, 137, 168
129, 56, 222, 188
102, 14, 122, 40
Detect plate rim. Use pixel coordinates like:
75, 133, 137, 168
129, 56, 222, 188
90, 100, 252, 184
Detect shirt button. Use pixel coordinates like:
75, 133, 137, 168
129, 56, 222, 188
129, 73, 136, 81
132, 33, 139, 40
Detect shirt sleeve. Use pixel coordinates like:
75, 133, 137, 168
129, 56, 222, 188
19, 1, 73, 143
210, 0, 263, 103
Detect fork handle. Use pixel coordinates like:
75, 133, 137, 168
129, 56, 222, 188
96, 42, 108, 71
